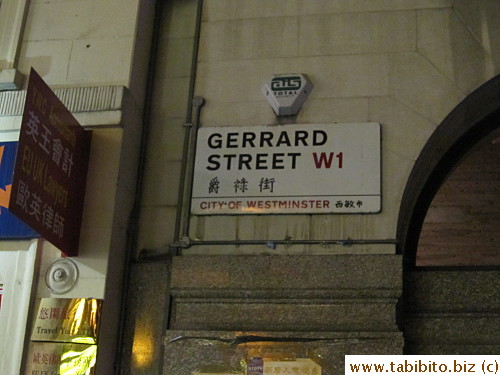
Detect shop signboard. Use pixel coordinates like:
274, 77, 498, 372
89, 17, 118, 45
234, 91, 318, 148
26, 298, 102, 375
191, 123, 381, 214
191, 358, 321, 375
8, 69, 91, 256
25, 342, 97, 375
31, 298, 102, 344
264, 358, 321, 374
247, 357, 264, 375
0, 141, 38, 238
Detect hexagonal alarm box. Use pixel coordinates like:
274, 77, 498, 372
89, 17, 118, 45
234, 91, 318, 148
261, 73, 313, 116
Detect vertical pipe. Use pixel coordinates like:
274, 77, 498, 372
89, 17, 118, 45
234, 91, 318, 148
173, 0, 205, 254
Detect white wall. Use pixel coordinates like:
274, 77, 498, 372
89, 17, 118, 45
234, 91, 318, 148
18, 0, 140, 87
137, 0, 500, 256
0, 0, 152, 373
0, 241, 37, 375
33, 128, 123, 300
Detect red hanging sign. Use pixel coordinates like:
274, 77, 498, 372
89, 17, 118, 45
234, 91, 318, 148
9, 69, 92, 256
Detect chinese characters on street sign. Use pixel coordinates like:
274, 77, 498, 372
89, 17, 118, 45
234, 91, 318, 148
191, 123, 381, 215
9, 69, 91, 256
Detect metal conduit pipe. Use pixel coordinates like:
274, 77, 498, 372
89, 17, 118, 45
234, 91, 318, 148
140, 238, 397, 259
179, 97, 205, 238
172, 0, 205, 256
183, 238, 398, 248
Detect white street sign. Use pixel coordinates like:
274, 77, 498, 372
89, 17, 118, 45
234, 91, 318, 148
191, 123, 381, 215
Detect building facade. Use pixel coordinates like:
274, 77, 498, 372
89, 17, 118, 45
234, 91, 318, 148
0, 0, 498, 374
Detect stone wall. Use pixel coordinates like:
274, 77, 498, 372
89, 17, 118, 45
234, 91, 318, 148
126, 0, 500, 373
162, 254, 402, 374
405, 270, 500, 354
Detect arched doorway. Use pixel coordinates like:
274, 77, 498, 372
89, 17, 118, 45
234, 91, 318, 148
417, 127, 499, 266
397, 75, 500, 354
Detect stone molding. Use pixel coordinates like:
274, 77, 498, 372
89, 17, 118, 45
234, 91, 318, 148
170, 255, 402, 333
171, 254, 402, 292
0, 85, 126, 129
0, 69, 23, 91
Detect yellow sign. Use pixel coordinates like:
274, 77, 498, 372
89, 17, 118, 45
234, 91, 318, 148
31, 298, 102, 344
25, 342, 97, 375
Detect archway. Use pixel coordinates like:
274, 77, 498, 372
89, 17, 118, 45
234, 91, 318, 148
397, 75, 500, 354
417, 126, 499, 266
